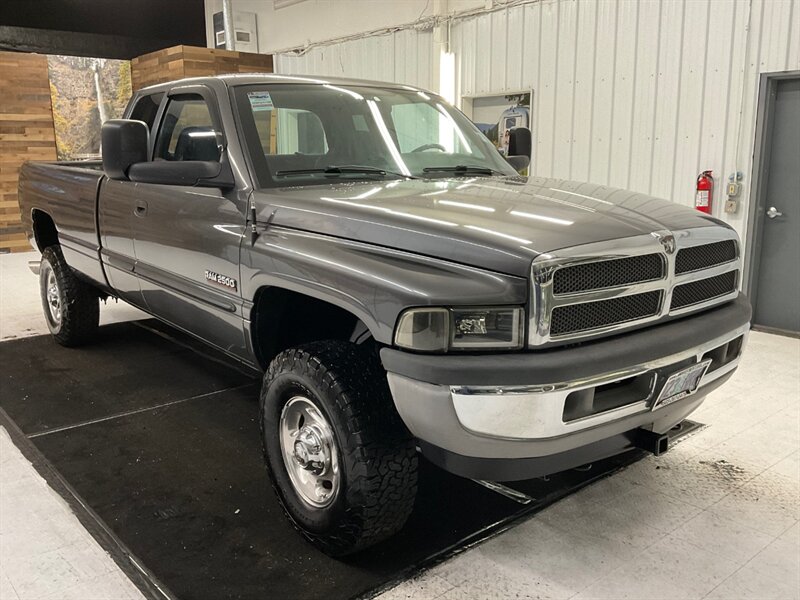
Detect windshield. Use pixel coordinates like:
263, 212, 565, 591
233, 83, 518, 188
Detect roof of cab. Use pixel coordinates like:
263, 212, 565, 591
136, 73, 433, 94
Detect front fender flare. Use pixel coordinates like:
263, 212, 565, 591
240, 228, 528, 345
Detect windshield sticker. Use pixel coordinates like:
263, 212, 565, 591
248, 91, 274, 112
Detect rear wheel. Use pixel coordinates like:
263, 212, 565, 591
260, 341, 418, 556
39, 246, 99, 346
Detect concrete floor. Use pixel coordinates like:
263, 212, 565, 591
1, 250, 798, 600
1, 252, 147, 599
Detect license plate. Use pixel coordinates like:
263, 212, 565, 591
652, 359, 712, 410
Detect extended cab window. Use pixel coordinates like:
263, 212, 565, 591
129, 93, 163, 133
154, 94, 220, 162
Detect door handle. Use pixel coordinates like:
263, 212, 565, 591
134, 200, 148, 217
766, 206, 783, 219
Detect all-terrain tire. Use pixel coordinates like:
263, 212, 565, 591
39, 245, 99, 346
260, 341, 418, 556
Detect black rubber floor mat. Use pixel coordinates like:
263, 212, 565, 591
0, 320, 645, 600
0, 321, 251, 435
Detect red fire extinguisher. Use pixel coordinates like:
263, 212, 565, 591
695, 170, 714, 214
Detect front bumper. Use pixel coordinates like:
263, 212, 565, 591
381, 294, 751, 480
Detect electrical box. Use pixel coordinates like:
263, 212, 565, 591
724, 172, 742, 213
213, 11, 258, 52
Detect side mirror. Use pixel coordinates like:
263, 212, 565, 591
102, 119, 149, 181
506, 155, 530, 172
127, 159, 235, 189
507, 126, 532, 173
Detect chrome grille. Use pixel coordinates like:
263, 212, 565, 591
551, 291, 663, 336
530, 228, 742, 346
671, 271, 738, 310
553, 254, 665, 295
675, 240, 737, 274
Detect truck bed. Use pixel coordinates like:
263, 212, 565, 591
18, 161, 107, 288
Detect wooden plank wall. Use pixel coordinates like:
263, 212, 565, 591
131, 45, 273, 91
0, 52, 57, 253
130, 45, 186, 90
0, 45, 272, 253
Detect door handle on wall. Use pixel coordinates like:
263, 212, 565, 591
134, 200, 148, 217
766, 206, 783, 219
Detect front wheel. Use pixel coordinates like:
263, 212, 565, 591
260, 341, 418, 556
39, 246, 99, 346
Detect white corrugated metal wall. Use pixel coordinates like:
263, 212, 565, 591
452, 0, 799, 242
274, 27, 435, 90
274, 0, 799, 244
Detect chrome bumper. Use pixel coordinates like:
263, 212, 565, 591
386, 324, 747, 460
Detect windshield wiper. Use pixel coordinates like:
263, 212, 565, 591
422, 165, 505, 176
275, 165, 416, 179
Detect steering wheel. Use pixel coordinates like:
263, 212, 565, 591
411, 143, 447, 153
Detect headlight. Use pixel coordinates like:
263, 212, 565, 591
394, 307, 524, 352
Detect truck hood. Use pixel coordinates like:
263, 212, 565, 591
255, 176, 725, 278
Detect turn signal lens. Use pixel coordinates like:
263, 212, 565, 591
394, 307, 524, 352
394, 308, 450, 352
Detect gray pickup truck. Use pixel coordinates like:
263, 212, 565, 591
19, 74, 751, 556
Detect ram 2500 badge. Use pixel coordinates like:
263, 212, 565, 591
18, 75, 751, 555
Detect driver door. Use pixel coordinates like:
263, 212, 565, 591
130, 85, 249, 359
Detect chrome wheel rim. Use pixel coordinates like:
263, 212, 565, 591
279, 396, 340, 508
45, 268, 62, 325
